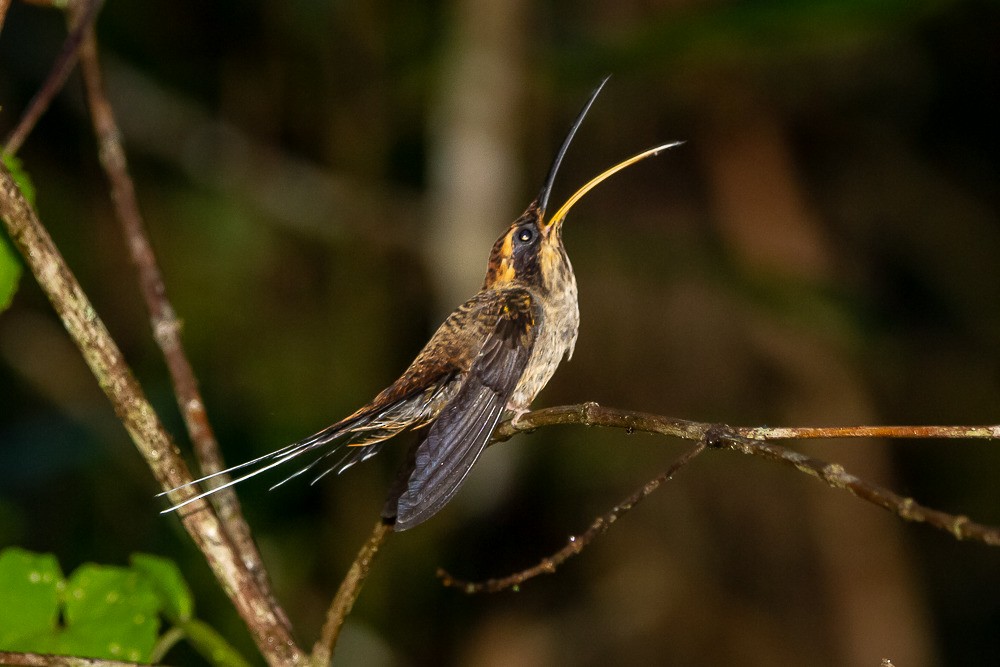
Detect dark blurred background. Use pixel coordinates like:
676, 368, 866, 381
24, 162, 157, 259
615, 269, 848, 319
2, 0, 999, 665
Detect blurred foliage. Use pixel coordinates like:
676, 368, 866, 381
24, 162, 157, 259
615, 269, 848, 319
2, 151, 36, 206
0, 548, 248, 665
0, 230, 19, 313
0, 153, 29, 312
1, 0, 998, 665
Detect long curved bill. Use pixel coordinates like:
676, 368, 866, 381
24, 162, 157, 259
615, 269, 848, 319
537, 77, 611, 217
544, 141, 684, 230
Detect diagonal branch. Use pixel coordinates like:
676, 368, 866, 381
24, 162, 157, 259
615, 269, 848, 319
439, 438, 708, 593
442, 403, 1000, 592
720, 431, 1000, 545
3, 0, 103, 155
500, 404, 1000, 545
73, 11, 284, 624
0, 165, 304, 666
311, 520, 394, 666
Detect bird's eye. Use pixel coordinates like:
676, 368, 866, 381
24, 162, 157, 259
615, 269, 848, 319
517, 228, 534, 244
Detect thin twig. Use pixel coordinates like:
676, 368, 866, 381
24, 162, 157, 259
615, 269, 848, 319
0, 165, 304, 666
498, 404, 1000, 545
439, 439, 708, 593
441, 407, 1000, 593
3, 0, 104, 155
311, 521, 394, 666
73, 11, 285, 625
717, 432, 1000, 545
738, 424, 1000, 440
0, 652, 148, 667
309, 390, 709, 645
75, 11, 218, 471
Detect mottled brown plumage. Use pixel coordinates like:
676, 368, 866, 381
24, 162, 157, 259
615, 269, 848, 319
162, 79, 680, 530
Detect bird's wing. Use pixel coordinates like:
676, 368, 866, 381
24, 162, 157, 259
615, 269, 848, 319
391, 289, 538, 530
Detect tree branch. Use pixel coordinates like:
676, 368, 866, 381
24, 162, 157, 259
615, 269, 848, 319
439, 439, 708, 593
441, 403, 1000, 592
311, 520, 393, 666
0, 652, 146, 667
73, 11, 285, 627
738, 424, 1000, 439
0, 165, 304, 665
3, 0, 103, 155
722, 431, 1000, 545
491, 402, 711, 444
504, 405, 999, 545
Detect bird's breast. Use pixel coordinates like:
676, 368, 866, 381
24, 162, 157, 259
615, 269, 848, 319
508, 264, 579, 412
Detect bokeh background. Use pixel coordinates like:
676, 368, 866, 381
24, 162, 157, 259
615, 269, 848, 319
2, 0, 999, 665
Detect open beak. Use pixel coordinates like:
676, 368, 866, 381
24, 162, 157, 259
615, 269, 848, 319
543, 141, 684, 231
532, 77, 683, 233
535, 77, 610, 223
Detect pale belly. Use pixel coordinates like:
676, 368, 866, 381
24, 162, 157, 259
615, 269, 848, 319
508, 285, 579, 412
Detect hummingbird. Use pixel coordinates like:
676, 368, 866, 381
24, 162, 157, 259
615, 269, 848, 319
162, 78, 680, 530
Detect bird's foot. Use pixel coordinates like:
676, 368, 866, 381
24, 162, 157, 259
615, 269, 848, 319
509, 408, 530, 429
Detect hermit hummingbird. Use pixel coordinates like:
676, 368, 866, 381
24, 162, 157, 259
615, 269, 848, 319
162, 78, 680, 530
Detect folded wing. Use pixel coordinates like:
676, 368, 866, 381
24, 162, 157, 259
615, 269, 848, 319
391, 290, 538, 530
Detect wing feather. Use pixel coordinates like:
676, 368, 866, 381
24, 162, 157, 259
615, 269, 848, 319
391, 290, 538, 530
159, 370, 457, 513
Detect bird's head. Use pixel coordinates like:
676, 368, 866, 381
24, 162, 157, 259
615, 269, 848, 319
484, 79, 681, 291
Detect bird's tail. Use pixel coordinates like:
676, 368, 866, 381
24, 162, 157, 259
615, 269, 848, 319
157, 399, 426, 514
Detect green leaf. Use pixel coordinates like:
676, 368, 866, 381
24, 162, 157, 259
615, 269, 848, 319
0, 153, 28, 313
131, 552, 194, 623
0, 231, 21, 313
0, 548, 65, 652
2, 152, 36, 207
0, 549, 243, 665
57, 563, 161, 662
